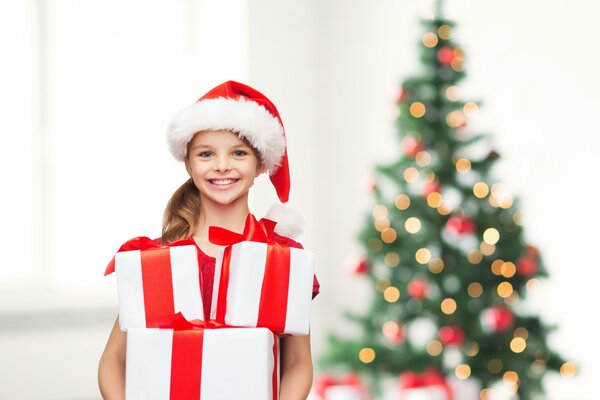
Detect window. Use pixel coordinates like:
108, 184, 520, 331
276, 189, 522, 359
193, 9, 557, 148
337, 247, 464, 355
0, 0, 248, 306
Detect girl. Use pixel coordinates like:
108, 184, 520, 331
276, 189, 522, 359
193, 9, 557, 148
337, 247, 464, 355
98, 81, 320, 400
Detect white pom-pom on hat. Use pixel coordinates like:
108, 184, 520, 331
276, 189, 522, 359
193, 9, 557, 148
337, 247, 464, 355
265, 202, 305, 240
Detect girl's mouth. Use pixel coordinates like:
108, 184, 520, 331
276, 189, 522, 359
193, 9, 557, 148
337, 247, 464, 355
208, 178, 240, 188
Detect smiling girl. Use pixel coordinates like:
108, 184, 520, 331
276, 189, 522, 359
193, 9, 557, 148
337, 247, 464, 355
98, 81, 319, 400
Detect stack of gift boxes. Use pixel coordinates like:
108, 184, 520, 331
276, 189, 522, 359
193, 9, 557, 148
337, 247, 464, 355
105, 215, 315, 399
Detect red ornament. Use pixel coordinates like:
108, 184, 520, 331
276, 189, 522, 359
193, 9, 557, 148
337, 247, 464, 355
446, 215, 476, 235
363, 178, 377, 193
481, 307, 515, 332
396, 87, 408, 102
517, 256, 538, 277
439, 325, 466, 346
314, 374, 337, 398
407, 279, 428, 300
423, 182, 442, 197
437, 46, 455, 65
383, 321, 406, 344
350, 258, 369, 275
402, 137, 425, 157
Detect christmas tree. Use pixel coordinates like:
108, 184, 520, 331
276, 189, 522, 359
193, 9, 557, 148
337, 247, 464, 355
319, 3, 574, 399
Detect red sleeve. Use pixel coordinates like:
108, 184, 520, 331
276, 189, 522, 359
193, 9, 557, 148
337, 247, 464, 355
272, 233, 320, 300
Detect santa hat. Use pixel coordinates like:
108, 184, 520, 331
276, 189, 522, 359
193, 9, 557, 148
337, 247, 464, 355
167, 80, 303, 238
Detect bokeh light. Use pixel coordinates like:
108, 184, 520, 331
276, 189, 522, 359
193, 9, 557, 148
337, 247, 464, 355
428, 258, 445, 273
395, 194, 411, 210
358, 347, 376, 363
441, 298, 457, 314
416, 248, 432, 264
467, 282, 483, 298
403, 167, 420, 182
410, 102, 427, 118
455, 364, 471, 379
405, 217, 422, 233
384, 286, 401, 302
381, 227, 397, 243
384, 252, 400, 268
422, 32, 439, 48
473, 182, 489, 198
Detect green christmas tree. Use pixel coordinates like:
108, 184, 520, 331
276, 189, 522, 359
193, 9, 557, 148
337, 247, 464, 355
319, 4, 572, 399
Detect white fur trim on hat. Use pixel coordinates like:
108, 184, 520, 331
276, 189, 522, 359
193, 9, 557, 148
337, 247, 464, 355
167, 97, 286, 174
265, 202, 305, 240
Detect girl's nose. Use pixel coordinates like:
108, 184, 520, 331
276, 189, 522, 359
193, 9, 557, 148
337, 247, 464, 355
214, 155, 231, 172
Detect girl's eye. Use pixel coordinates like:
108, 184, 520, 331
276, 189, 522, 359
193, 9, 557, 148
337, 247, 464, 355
233, 150, 248, 157
198, 151, 213, 158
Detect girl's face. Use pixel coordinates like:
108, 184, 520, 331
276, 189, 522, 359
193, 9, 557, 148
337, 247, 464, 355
185, 130, 264, 207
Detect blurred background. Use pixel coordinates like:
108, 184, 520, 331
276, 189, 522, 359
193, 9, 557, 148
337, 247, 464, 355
1, 0, 598, 399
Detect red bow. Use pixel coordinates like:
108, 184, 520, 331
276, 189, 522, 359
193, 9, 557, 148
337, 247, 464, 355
104, 236, 195, 276
315, 373, 366, 399
209, 213, 277, 245
153, 312, 230, 331
399, 370, 453, 400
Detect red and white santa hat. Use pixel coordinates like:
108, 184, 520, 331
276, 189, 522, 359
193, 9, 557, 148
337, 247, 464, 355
167, 80, 303, 238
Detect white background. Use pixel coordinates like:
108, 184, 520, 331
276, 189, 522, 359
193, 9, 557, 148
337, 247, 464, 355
0, 0, 598, 399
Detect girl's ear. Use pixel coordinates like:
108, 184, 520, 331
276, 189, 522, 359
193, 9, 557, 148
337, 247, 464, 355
256, 161, 266, 177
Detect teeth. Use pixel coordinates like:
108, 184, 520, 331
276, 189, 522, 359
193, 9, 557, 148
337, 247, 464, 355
211, 179, 237, 185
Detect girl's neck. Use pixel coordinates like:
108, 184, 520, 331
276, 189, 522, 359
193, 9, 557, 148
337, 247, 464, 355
195, 197, 251, 238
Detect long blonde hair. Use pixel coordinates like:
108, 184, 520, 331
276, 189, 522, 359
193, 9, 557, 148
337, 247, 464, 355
161, 177, 201, 244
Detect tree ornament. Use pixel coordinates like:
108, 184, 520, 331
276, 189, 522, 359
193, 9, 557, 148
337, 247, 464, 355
517, 256, 538, 277
363, 177, 378, 193
407, 279, 428, 300
437, 46, 455, 65
352, 259, 369, 275
402, 136, 426, 157
423, 182, 442, 197
383, 321, 406, 344
481, 307, 515, 333
396, 87, 408, 102
446, 215, 476, 235
439, 325, 466, 346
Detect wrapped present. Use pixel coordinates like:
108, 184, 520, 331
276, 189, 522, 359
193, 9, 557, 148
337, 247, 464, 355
209, 214, 315, 335
125, 315, 279, 400
398, 370, 453, 400
105, 237, 204, 331
314, 373, 370, 400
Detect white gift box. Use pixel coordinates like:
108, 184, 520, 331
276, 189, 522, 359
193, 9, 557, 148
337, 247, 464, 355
126, 327, 279, 400
115, 245, 204, 331
325, 385, 370, 400
210, 241, 315, 335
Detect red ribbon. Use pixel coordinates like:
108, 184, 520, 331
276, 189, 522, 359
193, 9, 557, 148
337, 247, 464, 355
104, 236, 195, 275
105, 237, 199, 328
399, 370, 453, 400
208, 213, 277, 246
211, 214, 291, 333
156, 312, 279, 400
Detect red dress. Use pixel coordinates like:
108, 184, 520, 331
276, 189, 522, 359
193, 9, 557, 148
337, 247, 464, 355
186, 232, 320, 320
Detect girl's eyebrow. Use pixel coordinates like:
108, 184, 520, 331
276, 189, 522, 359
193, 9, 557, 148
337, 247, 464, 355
191, 143, 250, 150
191, 144, 211, 150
